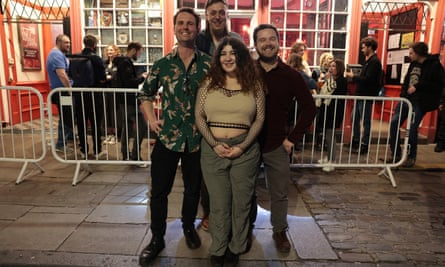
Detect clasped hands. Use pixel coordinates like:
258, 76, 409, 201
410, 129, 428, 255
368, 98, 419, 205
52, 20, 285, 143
213, 143, 243, 159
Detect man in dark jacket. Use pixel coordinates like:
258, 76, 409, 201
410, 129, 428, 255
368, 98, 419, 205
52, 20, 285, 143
345, 36, 382, 154
112, 42, 148, 162
389, 42, 445, 167
435, 86, 445, 152
73, 34, 106, 159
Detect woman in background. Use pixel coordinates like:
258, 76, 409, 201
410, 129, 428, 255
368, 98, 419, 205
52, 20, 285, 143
315, 58, 348, 172
102, 44, 121, 144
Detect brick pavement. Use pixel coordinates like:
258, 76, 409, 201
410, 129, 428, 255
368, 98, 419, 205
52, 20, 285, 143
0, 144, 444, 266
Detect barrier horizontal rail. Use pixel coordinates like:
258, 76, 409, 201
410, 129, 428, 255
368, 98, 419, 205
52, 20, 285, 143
0, 86, 46, 184
291, 94, 412, 187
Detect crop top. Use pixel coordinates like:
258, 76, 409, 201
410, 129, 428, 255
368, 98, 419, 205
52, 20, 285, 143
195, 78, 265, 151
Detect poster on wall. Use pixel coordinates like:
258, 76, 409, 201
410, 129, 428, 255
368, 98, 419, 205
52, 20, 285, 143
18, 20, 42, 71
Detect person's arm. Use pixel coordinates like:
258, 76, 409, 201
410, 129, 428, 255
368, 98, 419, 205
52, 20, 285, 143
55, 68, 71, 88
195, 80, 219, 147
354, 57, 381, 85
92, 55, 106, 84
234, 83, 265, 151
140, 62, 163, 132
119, 59, 144, 88
141, 100, 162, 134
287, 73, 317, 149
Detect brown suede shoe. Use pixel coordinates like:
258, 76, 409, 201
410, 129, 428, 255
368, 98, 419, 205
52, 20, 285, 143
272, 231, 291, 253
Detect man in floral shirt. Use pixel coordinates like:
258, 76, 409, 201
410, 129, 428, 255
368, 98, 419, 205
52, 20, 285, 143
138, 7, 211, 266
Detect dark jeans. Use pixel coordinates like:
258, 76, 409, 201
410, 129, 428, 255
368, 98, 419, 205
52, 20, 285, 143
119, 104, 147, 160
53, 94, 74, 148
150, 138, 202, 237
74, 92, 104, 155
352, 100, 373, 145
436, 108, 445, 145
389, 101, 426, 159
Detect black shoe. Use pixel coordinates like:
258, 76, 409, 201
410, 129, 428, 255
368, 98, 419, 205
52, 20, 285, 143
225, 248, 239, 267
139, 236, 165, 266
434, 144, 445, 153
402, 157, 416, 168
210, 255, 224, 267
384, 156, 401, 164
352, 144, 368, 154
183, 227, 201, 249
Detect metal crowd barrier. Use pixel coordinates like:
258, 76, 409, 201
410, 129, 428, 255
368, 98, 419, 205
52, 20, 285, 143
0, 86, 46, 184
292, 95, 412, 187
2, 87, 412, 187
47, 87, 155, 185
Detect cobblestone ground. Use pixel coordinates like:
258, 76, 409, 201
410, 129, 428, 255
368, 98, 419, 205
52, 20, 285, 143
294, 168, 445, 266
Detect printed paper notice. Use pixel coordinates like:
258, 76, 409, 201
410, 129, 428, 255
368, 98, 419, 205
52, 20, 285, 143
388, 33, 401, 49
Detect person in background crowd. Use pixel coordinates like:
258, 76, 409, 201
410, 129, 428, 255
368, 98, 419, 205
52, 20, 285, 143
112, 42, 147, 163
312, 52, 334, 85
315, 58, 348, 172
253, 24, 317, 253
195, 0, 243, 233
345, 36, 382, 154
195, 37, 265, 267
73, 34, 107, 160
289, 40, 311, 76
435, 86, 445, 152
287, 53, 318, 95
46, 34, 74, 153
388, 42, 445, 167
196, 0, 241, 56
138, 8, 212, 266
102, 44, 122, 145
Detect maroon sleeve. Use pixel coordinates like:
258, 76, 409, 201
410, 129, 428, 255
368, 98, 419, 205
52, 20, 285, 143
288, 71, 317, 144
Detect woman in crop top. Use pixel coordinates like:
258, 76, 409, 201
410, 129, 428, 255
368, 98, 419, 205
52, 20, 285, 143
195, 36, 265, 265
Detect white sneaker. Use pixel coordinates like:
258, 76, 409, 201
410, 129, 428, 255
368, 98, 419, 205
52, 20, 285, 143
108, 136, 116, 145
317, 156, 328, 164
78, 151, 86, 160
322, 161, 335, 172
137, 162, 149, 168
95, 150, 108, 160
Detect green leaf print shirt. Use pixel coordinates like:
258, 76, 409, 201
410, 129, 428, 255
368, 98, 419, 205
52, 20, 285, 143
140, 47, 211, 153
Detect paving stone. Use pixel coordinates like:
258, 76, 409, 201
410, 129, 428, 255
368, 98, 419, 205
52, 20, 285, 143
374, 252, 407, 262
0, 204, 32, 219
338, 252, 374, 262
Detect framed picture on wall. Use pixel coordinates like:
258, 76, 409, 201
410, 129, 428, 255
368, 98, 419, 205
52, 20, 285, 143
18, 19, 42, 71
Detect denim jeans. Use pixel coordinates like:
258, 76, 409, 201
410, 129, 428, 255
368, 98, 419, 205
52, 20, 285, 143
119, 104, 147, 160
352, 100, 373, 145
389, 101, 426, 160
55, 102, 74, 148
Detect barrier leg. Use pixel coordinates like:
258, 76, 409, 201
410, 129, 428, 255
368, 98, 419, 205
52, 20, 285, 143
15, 162, 29, 184
72, 162, 92, 186
378, 166, 397, 187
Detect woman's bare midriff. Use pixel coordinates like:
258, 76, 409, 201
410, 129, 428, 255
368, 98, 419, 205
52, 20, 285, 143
210, 127, 248, 139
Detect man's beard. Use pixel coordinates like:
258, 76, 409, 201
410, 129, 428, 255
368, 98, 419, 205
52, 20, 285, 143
258, 53, 277, 63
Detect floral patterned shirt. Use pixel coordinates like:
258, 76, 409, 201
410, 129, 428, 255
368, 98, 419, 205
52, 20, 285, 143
140, 47, 211, 152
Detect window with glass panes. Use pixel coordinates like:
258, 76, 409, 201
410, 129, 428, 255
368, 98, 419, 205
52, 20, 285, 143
271, 0, 349, 69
